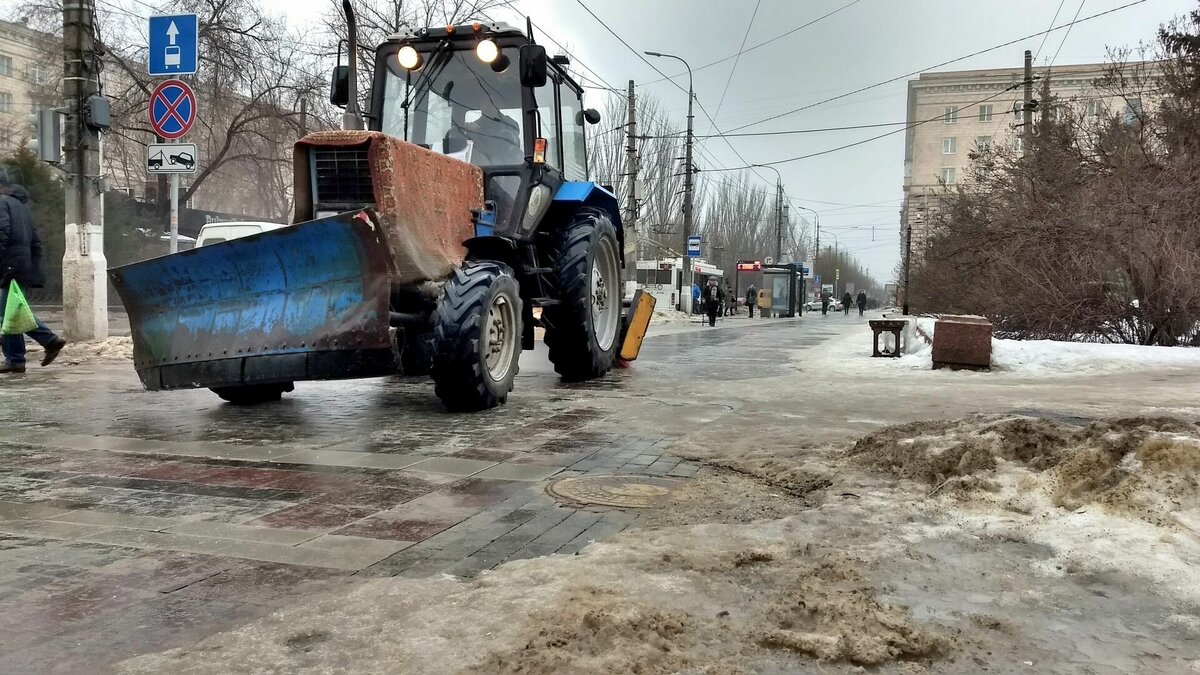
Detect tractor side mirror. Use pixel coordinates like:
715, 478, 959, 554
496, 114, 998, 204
583, 108, 601, 125
519, 44, 548, 88
330, 65, 350, 107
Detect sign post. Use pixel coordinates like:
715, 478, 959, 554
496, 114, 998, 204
148, 78, 198, 254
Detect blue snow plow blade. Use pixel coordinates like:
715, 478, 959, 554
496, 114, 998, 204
110, 211, 396, 391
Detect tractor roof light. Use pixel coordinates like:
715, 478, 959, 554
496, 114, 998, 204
397, 45, 422, 70
533, 137, 547, 164
476, 38, 499, 64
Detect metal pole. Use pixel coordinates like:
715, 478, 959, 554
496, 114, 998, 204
683, 67, 694, 314
775, 177, 782, 261
902, 220, 913, 315
645, 51, 693, 313
623, 79, 639, 289
1023, 49, 1033, 145
169, 172, 179, 253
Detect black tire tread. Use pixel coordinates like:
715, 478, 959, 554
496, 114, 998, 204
543, 207, 620, 382
431, 262, 521, 412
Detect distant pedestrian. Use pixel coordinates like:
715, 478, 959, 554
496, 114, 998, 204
691, 282, 701, 314
857, 290, 867, 316
0, 167, 67, 374
821, 291, 830, 315
725, 284, 736, 315
704, 278, 723, 327
745, 284, 757, 318
842, 291, 853, 316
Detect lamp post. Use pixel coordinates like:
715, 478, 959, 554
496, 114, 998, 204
751, 164, 784, 263
645, 50, 694, 313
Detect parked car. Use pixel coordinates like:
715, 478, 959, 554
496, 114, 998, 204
196, 221, 288, 247
803, 298, 844, 312
169, 152, 195, 170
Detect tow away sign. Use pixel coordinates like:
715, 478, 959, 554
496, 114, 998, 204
147, 143, 197, 174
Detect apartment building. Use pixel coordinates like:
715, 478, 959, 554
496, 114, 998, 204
900, 60, 1156, 257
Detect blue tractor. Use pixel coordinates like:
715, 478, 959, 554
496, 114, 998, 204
109, 2, 653, 412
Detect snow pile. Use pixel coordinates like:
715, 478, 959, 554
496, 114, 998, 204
853, 416, 1200, 602
991, 338, 1200, 375
650, 309, 693, 325
21, 336, 135, 363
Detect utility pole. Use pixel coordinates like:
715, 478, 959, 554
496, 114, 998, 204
645, 51, 694, 313
774, 176, 782, 261
1023, 49, 1033, 145
622, 79, 639, 291
902, 220, 913, 315
62, 0, 108, 340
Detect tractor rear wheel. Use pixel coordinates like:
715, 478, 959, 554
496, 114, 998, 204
431, 262, 522, 412
211, 383, 294, 405
544, 207, 622, 381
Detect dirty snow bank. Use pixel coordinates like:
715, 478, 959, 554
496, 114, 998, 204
850, 415, 1200, 602
21, 336, 134, 363
118, 489, 957, 674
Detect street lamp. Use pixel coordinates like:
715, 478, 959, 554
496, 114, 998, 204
791, 203, 819, 263
645, 50, 694, 313
748, 163, 787, 263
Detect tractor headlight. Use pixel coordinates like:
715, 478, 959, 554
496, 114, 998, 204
476, 39, 499, 64
521, 184, 552, 233
397, 46, 422, 70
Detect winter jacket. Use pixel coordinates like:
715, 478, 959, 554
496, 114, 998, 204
842, 293, 853, 307
857, 291, 867, 307
0, 185, 46, 288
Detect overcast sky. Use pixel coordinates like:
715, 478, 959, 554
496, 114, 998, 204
280, 0, 1194, 281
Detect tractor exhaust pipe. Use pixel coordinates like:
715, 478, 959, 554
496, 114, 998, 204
341, 0, 364, 130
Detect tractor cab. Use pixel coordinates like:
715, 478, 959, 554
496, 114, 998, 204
354, 22, 601, 237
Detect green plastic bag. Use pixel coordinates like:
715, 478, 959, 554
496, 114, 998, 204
2, 281, 38, 335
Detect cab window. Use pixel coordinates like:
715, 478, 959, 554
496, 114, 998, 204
559, 82, 587, 181
536, 76, 561, 169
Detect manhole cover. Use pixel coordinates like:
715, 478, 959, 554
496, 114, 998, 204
547, 475, 687, 508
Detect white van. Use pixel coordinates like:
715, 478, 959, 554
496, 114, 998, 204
196, 221, 288, 247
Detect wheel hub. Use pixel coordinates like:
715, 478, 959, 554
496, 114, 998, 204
590, 237, 621, 352
484, 294, 516, 381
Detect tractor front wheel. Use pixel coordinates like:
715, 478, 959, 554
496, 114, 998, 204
431, 262, 522, 412
544, 207, 622, 381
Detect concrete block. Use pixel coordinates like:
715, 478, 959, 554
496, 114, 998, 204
932, 314, 992, 370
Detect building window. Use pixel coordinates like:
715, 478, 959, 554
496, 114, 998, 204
940, 167, 956, 185
943, 106, 958, 124
1124, 97, 1144, 125
0, 92, 12, 113
1013, 137, 1023, 154
28, 64, 45, 86
942, 137, 956, 154
976, 135, 993, 150
0, 55, 12, 77
1087, 99, 1103, 118
979, 104, 993, 122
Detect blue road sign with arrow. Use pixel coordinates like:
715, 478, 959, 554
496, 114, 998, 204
148, 14, 198, 76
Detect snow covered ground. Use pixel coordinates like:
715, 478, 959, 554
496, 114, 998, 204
802, 314, 1200, 378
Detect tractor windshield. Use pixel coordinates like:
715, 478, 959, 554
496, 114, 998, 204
382, 46, 525, 168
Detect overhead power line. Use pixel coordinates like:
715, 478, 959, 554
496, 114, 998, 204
1034, 0, 1069, 62
709, 80, 1030, 170
725, 0, 1149, 133
640, 120, 910, 139
643, 0, 866, 87
711, 0, 761, 125
1049, 0, 1088, 72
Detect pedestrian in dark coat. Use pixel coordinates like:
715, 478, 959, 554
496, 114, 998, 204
857, 290, 868, 316
704, 278, 723, 327
820, 291, 830, 315
745, 284, 757, 318
1, 167, 67, 373
842, 291, 852, 316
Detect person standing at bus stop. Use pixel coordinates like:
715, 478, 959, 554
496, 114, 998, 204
0, 167, 67, 373
745, 284, 757, 318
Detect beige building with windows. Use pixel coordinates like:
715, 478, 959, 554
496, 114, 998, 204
900, 60, 1156, 259
0, 18, 57, 146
